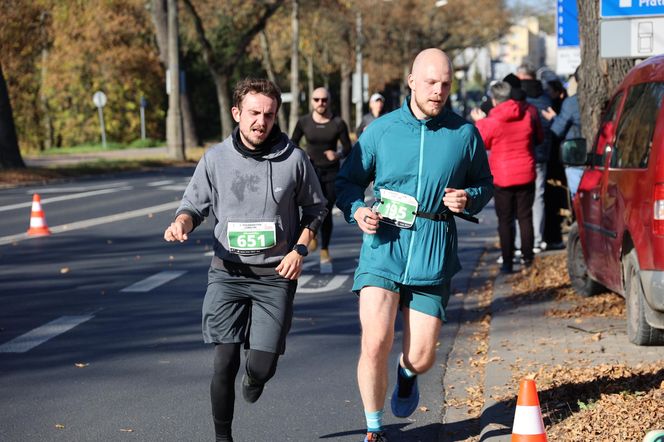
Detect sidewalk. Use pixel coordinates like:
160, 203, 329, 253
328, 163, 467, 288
442, 247, 663, 441
23, 146, 170, 167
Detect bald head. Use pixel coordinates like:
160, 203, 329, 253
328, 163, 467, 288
311, 87, 330, 116
408, 48, 453, 119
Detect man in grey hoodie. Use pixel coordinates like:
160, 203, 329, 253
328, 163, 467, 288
163, 78, 327, 442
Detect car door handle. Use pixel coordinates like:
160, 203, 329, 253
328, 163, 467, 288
591, 192, 600, 200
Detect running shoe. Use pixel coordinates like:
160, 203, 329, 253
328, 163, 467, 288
364, 431, 388, 441
390, 359, 419, 418
320, 248, 331, 263
241, 374, 264, 403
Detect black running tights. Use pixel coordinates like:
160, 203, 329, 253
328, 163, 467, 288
210, 343, 279, 441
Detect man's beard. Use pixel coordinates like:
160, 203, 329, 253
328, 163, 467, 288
413, 94, 444, 118
241, 124, 269, 147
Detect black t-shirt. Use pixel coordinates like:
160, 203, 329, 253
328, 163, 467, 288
291, 115, 352, 169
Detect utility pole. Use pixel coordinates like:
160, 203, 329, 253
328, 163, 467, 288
354, 11, 363, 129
166, 0, 184, 160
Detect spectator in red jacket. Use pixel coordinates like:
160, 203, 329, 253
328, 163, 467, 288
471, 81, 536, 273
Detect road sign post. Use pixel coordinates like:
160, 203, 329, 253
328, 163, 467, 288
92, 91, 107, 149
139, 96, 147, 140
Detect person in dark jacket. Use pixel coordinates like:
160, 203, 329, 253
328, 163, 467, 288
517, 63, 553, 252
164, 78, 327, 442
356, 93, 385, 137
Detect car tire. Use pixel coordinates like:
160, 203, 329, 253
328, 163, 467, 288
566, 222, 603, 297
623, 249, 664, 346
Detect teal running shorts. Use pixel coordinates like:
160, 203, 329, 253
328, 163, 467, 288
353, 273, 451, 321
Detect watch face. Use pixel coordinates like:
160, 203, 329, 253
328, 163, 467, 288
294, 244, 308, 256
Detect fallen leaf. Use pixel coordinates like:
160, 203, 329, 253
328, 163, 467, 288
60, 267, 69, 274
74, 363, 89, 368
55, 424, 65, 429
120, 428, 134, 432
419, 406, 429, 412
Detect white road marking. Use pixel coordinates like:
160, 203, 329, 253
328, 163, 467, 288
121, 270, 187, 293
297, 275, 314, 286
159, 184, 188, 191
297, 275, 349, 294
147, 180, 174, 186
0, 315, 94, 353
27, 182, 129, 194
0, 200, 181, 246
0, 187, 132, 213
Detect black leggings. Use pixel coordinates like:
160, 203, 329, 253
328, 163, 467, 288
320, 179, 336, 249
210, 344, 279, 442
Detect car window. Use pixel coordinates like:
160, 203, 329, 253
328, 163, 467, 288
593, 93, 622, 168
613, 82, 664, 169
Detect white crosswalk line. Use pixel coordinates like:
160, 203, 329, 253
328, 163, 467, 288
147, 180, 174, 186
0, 315, 94, 353
297, 275, 349, 294
297, 275, 314, 286
121, 270, 187, 293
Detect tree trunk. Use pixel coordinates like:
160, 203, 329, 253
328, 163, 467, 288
288, 0, 300, 135
576, 0, 633, 142
39, 46, 53, 151
259, 31, 287, 130
306, 55, 314, 112
150, 0, 198, 148
166, 0, 184, 160
340, 61, 351, 129
213, 72, 233, 139
0, 64, 25, 169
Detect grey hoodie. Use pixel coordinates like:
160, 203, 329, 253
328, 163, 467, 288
176, 130, 327, 267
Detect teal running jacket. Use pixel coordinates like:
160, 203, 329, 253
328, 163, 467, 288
336, 98, 494, 286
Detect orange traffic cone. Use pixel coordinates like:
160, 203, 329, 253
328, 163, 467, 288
26, 193, 51, 236
511, 379, 547, 441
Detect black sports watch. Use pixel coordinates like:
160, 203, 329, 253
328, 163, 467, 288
292, 244, 308, 257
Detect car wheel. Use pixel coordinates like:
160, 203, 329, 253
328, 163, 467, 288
566, 222, 603, 297
623, 249, 664, 346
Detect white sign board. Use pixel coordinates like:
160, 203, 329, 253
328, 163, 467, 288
600, 17, 664, 58
92, 91, 107, 108
557, 46, 582, 75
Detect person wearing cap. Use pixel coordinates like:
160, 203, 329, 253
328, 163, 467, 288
356, 93, 386, 137
291, 87, 352, 264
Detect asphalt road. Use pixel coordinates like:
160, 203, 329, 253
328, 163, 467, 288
0, 169, 498, 442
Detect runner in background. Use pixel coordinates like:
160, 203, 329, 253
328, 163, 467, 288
291, 87, 352, 264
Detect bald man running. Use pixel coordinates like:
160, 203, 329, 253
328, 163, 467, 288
292, 87, 352, 264
336, 48, 494, 441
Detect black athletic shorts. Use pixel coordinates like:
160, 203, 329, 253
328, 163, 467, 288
202, 266, 298, 354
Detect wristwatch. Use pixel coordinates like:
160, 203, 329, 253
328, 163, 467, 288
292, 244, 309, 257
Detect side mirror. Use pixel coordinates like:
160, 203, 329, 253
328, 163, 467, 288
561, 138, 588, 166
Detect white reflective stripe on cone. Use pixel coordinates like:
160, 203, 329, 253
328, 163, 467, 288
512, 405, 545, 434
32, 202, 42, 211
30, 217, 45, 227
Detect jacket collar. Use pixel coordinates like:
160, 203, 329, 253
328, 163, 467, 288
400, 96, 450, 131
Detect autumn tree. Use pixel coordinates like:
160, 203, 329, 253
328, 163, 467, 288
41, 0, 164, 148
0, 65, 24, 169
180, 0, 284, 138
150, 0, 199, 149
576, 1, 633, 141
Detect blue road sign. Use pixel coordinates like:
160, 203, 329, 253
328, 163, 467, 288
558, 0, 579, 47
601, 0, 664, 18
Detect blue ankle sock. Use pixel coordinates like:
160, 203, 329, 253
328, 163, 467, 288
365, 409, 384, 433
400, 364, 416, 378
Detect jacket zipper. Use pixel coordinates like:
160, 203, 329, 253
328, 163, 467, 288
403, 124, 425, 282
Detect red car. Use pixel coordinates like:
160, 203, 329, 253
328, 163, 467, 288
564, 54, 664, 346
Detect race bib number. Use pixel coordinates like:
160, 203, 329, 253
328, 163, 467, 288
375, 189, 418, 228
227, 222, 276, 255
